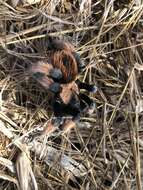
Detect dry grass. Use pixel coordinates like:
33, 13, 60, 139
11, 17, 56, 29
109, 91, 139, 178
0, 0, 143, 189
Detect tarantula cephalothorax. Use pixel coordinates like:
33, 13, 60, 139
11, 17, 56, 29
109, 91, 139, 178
29, 36, 97, 131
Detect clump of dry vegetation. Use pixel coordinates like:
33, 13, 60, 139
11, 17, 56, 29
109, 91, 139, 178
0, 0, 143, 189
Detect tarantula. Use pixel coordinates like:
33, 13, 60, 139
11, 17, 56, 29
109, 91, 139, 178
29, 36, 97, 131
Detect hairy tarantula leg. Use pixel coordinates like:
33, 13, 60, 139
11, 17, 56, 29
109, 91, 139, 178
60, 119, 76, 133
46, 36, 65, 51
30, 62, 63, 81
49, 83, 61, 93
29, 62, 63, 93
32, 72, 61, 93
72, 52, 85, 73
51, 117, 65, 128
79, 93, 96, 114
80, 98, 88, 111
53, 100, 80, 120
76, 79, 97, 93
49, 68, 62, 81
